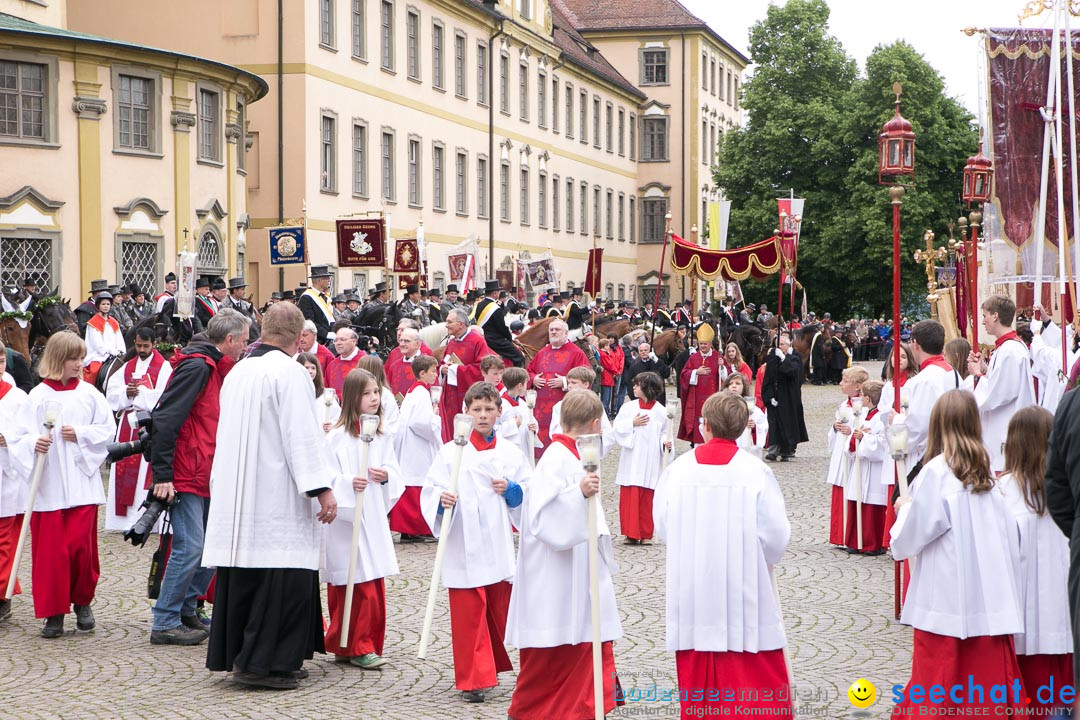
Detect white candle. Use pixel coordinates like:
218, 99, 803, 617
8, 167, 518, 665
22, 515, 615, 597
851, 397, 863, 414
524, 389, 537, 409
887, 424, 909, 454
430, 385, 442, 405
360, 413, 380, 437
43, 401, 61, 426
579, 444, 600, 466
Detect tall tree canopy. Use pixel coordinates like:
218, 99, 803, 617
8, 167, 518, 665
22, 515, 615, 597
713, 0, 978, 318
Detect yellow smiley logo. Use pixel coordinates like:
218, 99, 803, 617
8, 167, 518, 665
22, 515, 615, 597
847, 678, 877, 709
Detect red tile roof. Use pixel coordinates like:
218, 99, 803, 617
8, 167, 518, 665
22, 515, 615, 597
548, 0, 644, 98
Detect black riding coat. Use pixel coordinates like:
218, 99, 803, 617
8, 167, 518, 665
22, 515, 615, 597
761, 350, 809, 450
1045, 387, 1080, 690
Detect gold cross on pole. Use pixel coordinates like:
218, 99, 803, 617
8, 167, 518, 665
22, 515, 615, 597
913, 229, 947, 318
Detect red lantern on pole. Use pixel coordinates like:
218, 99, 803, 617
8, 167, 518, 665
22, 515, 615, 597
961, 144, 993, 348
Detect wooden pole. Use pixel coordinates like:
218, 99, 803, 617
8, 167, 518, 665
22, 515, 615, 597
340, 435, 373, 648
6, 414, 58, 600
586, 493, 603, 720
651, 214, 673, 345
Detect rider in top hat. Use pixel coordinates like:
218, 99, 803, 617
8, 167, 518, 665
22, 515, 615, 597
672, 299, 694, 328
75, 278, 110, 335
473, 279, 524, 367
440, 284, 461, 318
425, 287, 444, 324
155, 272, 178, 313
544, 291, 566, 319
297, 265, 335, 344
564, 287, 587, 340
400, 282, 423, 323
193, 276, 216, 332
83, 291, 125, 384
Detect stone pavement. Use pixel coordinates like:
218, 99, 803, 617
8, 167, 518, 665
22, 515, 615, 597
0, 364, 911, 719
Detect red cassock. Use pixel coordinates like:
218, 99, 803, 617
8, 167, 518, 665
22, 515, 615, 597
438, 332, 493, 442
678, 351, 721, 443
325, 579, 385, 657
829, 485, 845, 546
508, 641, 623, 720
314, 343, 334, 375
844, 503, 886, 553
1017, 653, 1074, 711
325, 353, 365, 401
448, 581, 513, 691
676, 648, 793, 718
526, 343, 589, 450
384, 343, 433, 399
0, 515, 23, 596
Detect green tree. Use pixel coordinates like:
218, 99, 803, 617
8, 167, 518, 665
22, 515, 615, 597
713, 0, 978, 318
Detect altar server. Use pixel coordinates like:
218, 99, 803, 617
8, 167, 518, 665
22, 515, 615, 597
421, 382, 529, 704
825, 367, 867, 546
506, 390, 623, 720
0, 342, 33, 620
890, 390, 1026, 715
846, 380, 889, 555
389, 355, 440, 542
721, 374, 768, 455
323, 368, 403, 669
356, 355, 400, 437
654, 390, 793, 718
495, 367, 538, 461
549, 367, 613, 456
612, 372, 671, 544
12, 333, 115, 638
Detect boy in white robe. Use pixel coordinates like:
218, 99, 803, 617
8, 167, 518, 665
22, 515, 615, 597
103, 330, 172, 532
846, 380, 890, 555
11, 333, 115, 638
323, 368, 403, 669
389, 355, 440, 542
421, 381, 530, 704
654, 390, 793, 718
506, 389, 623, 720
549, 366, 614, 456
0, 346, 33, 621
612, 371, 671, 544
494, 367, 538, 461
721, 374, 768, 456
967, 296, 1035, 474
825, 366, 867, 546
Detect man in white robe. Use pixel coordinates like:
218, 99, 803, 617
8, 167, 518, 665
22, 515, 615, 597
0, 364, 33, 621
967, 296, 1035, 474
104, 329, 172, 532
202, 303, 338, 690
1027, 311, 1069, 414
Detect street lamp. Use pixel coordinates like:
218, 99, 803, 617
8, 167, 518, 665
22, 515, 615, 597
961, 142, 993, 348
878, 82, 916, 414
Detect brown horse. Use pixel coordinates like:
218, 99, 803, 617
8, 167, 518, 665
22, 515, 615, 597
593, 317, 631, 340
651, 328, 686, 366
0, 317, 31, 363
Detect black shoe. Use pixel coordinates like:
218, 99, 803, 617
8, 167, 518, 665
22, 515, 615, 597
41, 615, 64, 638
864, 548, 886, 556
232, 671, 298, 690
765, 453, 778, 462
150, 625, 208, 645
74, 604, 95, 631
290, 668, 310, 680
398, 534, 419, 543
845, 547, 861, 554
0, 599, 10, 623
462, 690, 486, 703
181, 614, 207, 631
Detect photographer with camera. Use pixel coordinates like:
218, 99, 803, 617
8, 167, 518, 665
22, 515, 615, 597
147, 309, 247, 645
104, 327, 172, 532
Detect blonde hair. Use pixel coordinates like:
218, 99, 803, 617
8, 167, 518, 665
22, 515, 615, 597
559, 389, 603, 433
335, 369, 383, 437
724, 342, 745, 367
567, 366, 596, 386
924, 390, 992, 493
38, 332, 86, 381
703, 391, 750, 440
842, 366, 870, 385
356, 354, 387, 390
860, 380, 883, 408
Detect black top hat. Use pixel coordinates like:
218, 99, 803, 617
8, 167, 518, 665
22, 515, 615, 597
604, 301, 615, 310
547, 287, 556, 295
498, 290, 508, 299
128, 282, 144, 297
405, 283, 420, 294
164, 272, 177, 283
88, 278, 109, 293
374, 281, 388, 293
483, 279, 500, 293
282, 290, 296, 300
227, 277, 248, 290
682, 299, 692, 307
94, 291, 114, 305
211, 278, 227, 291
196, 277, 210, 289
22, 276, 37, 287
621, 300, 633, 307
571, 287, 583, 296
332, 293, 346, 303
309, 264, 333, 278
428, 288, 441, 297
107, 284, 121, 294
347, 293, 362, 303
446, 284, 459, 293
511, 286, 518, 293
466, 289, 480, 302
270, 291, 284, 300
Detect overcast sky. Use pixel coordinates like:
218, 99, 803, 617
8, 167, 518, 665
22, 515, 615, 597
680, 0, 1070, 117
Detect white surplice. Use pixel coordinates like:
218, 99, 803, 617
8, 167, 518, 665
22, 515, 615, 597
419, 437, 530, 588
505, 441, 622, 648
902, 363, 962, 467
394, 384, 442, 486
315, 392, 341, 430
550, 399, 615, 457
737, 404, 769, 454
890, 455, 1023, 638
380, 386, 400, 437
203, 349, 332, 570
103, 355, 173, 531
321, 430, 403, 585
0, 386, 33, 518
972, 338, 1035, 473
10, 381, 115, 512
996, 473, 1072, 655
1028, 321, 1067, 415
611, 399, 671, 489
654, 446, 790, 652
494, 392, 541, 461
848, 411, 891, 505
826, 399, 854, 489
83, 319, 126, 365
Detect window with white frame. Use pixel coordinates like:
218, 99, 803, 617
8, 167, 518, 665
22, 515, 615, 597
702, 119, 709, 163
500, 161, 510, 221
629, 113, 635, 161
618, 108, 625, 155
537, 70, 546, 128
734, 78, 740, 109
538, 169, 547, 227
579, 89, 587, 144
352, 121, 368, 196
320, 0, 335, 48
618, 283, 626, 301
406, 9, 420, 80
520, 167, 529, 225
0, 61, 47, 141
432, 21, 444, 88
477, 155, 488, 218
519, 62, 528, 121
642, 198, 668, 243
407, 136, 421, 206
629, 196, 636, 243
120, 238, 159, 298
605, 102, 612, 152
579, 180, 588, 234
432, 142, 444, 210
605, 189, 613, 239
703, 52, 709, 88
0, 235, 54, 291
564, 82, 573, 138
380, 1, 395, 71
197, 88, 220, 162
320, 113, 337, 192
642, 117, 668, 161
711, 58, 717, 95
641, 48, 668, 85
593, 96, 600, 148
454, 32, 467, 97
499, 52, 509, 114
552, 174, 560, 231
476, 42, 488, 105
352, 0, 366, 59
456, 149, 468, 214
566, 178, 574, 233
710, 123, 716, 165
519, 0, 531, 20
552, 75, 560, 133
593, 185, 600, 236
381, 130, 395, 200
117, 74, 152, 151
618, 193, 625, 240
726, 70, 733, 105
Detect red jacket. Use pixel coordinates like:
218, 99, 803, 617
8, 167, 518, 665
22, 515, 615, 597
599, 348, 624, 387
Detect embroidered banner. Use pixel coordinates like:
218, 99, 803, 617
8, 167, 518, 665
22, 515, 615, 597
584, 248, 604, 295
268, 226, 306, 266
670, 233, 782, 281
393, 238, 420, 273
336, 218, 386, 267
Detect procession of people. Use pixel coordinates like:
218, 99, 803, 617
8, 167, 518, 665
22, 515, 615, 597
0, 267, 1077, 718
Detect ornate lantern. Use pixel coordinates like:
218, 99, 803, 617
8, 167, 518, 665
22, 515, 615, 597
878, 83, 915, 184
961, 143, 993, 206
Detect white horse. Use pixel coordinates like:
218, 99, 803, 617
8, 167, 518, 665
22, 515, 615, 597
418, 321, 448, 349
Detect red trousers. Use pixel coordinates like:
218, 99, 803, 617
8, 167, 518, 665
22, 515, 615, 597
843, 501, 886, 552
448, 581, 513, 690
388, 486, 433, 536
675, 648, 793, 718
619, 486, 654, 541
0, 515, 23, 596
509, 641, 622, 720
325, 579, 385, 657
883, 493, 897, 549
828, 485, 844, 545
29, 505, 99, 618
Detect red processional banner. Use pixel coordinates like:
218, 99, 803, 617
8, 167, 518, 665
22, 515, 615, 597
583, 248, 604, 296
393, 238, 420, 273
336, 218, 385, 267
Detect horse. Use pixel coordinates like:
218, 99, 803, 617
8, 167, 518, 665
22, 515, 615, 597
352, 302, 404, 359
0, 317, 30, 364
733, 324, 768, 374
651, 328, 686, 368
791, 324, 822, 379
593, 317, 631, 340
127, 302, 193, 351
26, 293, 79, 378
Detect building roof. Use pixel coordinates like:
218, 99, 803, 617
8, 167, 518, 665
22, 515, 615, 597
558, 0, 750, 66
0, 13, 269, 100
548, 0, 644, 99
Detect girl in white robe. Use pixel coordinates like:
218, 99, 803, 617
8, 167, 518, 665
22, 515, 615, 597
322, 369, 403, 669
722, 374, 768, 456
826, 367, 867, 546
356, 355, 400, 437
612, 371, 672, 544
890, 390, 1026, 715
846, 380, 890, 555
0, 344, 33, 614
997, 406, 1073, 713
11, 333, 115, 637
388, 355, 441, 541
298, 352, 340, 432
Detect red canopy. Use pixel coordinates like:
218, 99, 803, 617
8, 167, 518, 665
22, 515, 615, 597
670, 233, 783, 281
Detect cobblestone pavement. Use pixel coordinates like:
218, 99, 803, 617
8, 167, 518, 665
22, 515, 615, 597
0, 363, 911, 719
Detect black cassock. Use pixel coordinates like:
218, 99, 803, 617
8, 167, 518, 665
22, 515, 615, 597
761, 349, 808, 453
1045, 387, 1080, 691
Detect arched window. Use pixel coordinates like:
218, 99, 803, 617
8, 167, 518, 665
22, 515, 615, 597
196, 226, 225, 278
605, 282, 614, 300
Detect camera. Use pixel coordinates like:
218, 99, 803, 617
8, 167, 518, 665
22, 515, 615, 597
106, 410, 152, 463
124, 493, 177, 547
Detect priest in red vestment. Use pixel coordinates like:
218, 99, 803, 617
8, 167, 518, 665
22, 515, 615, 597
385, 327, 433, 400
438, 309, 494, 442
526, 319, 589, 453
325, 327, 366, 400
678, 328, 721, 444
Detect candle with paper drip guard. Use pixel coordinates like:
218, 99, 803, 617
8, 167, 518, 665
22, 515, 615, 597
5, 400, 62, 600
524, 389, 539, 469
837, 405, 853, 541
849, 397, 865, 551
417, 413, 475, 658
429, 385, 442, 407
339, 412, 382, 647
322, 389, 336, 429
886, 418, 911, 498
575, 432, 605, 720
663, 398, 678, 469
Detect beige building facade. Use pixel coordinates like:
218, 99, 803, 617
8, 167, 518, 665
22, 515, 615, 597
0, 0, 266, 300
65, 0, 746, 307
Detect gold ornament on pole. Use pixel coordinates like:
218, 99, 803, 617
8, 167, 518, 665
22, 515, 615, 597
913, 230, 947, 319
